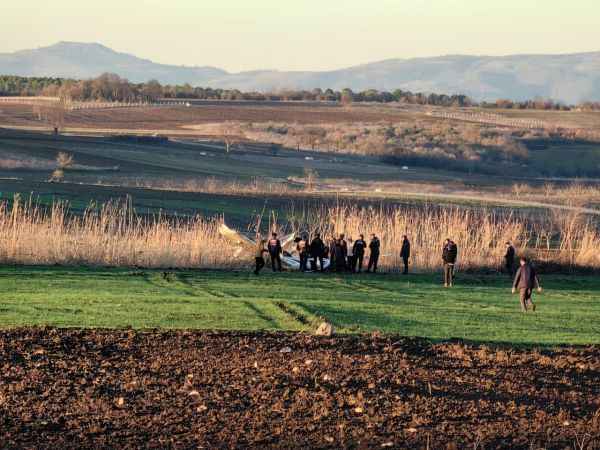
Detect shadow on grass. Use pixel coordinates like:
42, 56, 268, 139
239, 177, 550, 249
243, 301, 280, 329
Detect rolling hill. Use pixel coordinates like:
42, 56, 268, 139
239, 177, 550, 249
1, 42, 600, 103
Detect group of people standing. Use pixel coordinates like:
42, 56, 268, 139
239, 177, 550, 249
254, 233, 541, 312
254, 232, 409, 274
318, 233, 382, 273
255, 232, 385, 274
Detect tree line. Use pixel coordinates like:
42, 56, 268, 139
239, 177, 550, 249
1, 73, 599, 110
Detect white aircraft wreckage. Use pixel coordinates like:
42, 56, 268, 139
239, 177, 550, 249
218, 223, 331, 271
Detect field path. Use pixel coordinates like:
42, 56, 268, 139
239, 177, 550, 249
321, 188, 600, 215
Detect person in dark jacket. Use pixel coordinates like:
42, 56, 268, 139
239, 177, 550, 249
400, 235, 411, 274
504, 241, 516, 277
328, 237, 337, 270
254, 239, 268, 275
334, 238, 346, 272
310, 233, 325, 272
442, 238, 458, 287
339, 234, 348, 269
367, 234, 381, 273
353, 234, 367, 272
512, 256, 542, 312
267, 232, 282, 272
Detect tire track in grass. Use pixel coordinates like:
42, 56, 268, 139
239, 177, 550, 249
140, 272, 200, 298
331, 277, 396, 297
241, 300, 306, 331
174, 274, 230, 299
243, 301, 280, 329
274, 301, 315, 329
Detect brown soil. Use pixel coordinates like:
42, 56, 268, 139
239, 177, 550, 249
1, 329, 599, 449
0, 103, 420, 132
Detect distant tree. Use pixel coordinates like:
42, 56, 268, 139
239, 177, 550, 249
340, 88, 354, 105
141, 80, 162, 102
37, 98, 67, 134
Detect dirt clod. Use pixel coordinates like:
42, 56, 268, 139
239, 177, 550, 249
315, 321, 334, 336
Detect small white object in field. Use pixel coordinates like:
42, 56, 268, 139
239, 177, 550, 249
305, 156, 314, 160
315, 321, 334, 336
186, 102, 191, 107
402, 166, 409, 170
200, 152, 207, 156
375, 188, 382, 193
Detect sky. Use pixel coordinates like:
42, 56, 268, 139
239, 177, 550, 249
2, 0, 600, 72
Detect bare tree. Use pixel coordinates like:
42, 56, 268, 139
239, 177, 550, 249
221, 122, 246, 154
303, 167, 319, 191
49, 152, 74, 183
37, 98, 68, 134
56, 152, 74, 169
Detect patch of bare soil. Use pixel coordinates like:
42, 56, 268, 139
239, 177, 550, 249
1, 329, 599, 449
0, 104, 418, 132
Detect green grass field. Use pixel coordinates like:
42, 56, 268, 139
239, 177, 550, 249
1, 266, 599, 345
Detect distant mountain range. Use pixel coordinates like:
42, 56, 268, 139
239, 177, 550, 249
2, 42, 600, 103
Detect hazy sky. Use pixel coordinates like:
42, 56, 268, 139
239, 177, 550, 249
3, 0, 600, 72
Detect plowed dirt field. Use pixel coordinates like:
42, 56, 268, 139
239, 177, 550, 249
2, 329, 599, 449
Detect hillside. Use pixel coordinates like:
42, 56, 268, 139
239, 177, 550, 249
1, 42, 600, 103
0, 42, 226, 86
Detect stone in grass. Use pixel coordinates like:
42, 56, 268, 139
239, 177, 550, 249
315, 321, 334, 337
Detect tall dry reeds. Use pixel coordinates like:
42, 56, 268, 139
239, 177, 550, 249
0, 197, 598, 271
288, 205, 600, 271
289, 206, 526, 271
0, 196, 241, 269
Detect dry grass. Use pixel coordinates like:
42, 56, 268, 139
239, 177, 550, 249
0, 196, 240, 269
99, 176, 297, 195
0, 196, 598, 271
190, 121, 529, 162
510, 182, 600, 207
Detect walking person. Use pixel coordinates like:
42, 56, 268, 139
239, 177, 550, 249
297, 235, 308, 272
367, 234, 381, 273
442, 238, 458, 287
353, 234, 367, 273
268, 232, 282, 272
504, 241, 516, 277
400, 235, 411, 274
254, 239, 268, 275
346, 237, 355, 272
512, 256, 542, 312
310, 232, 325, 272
